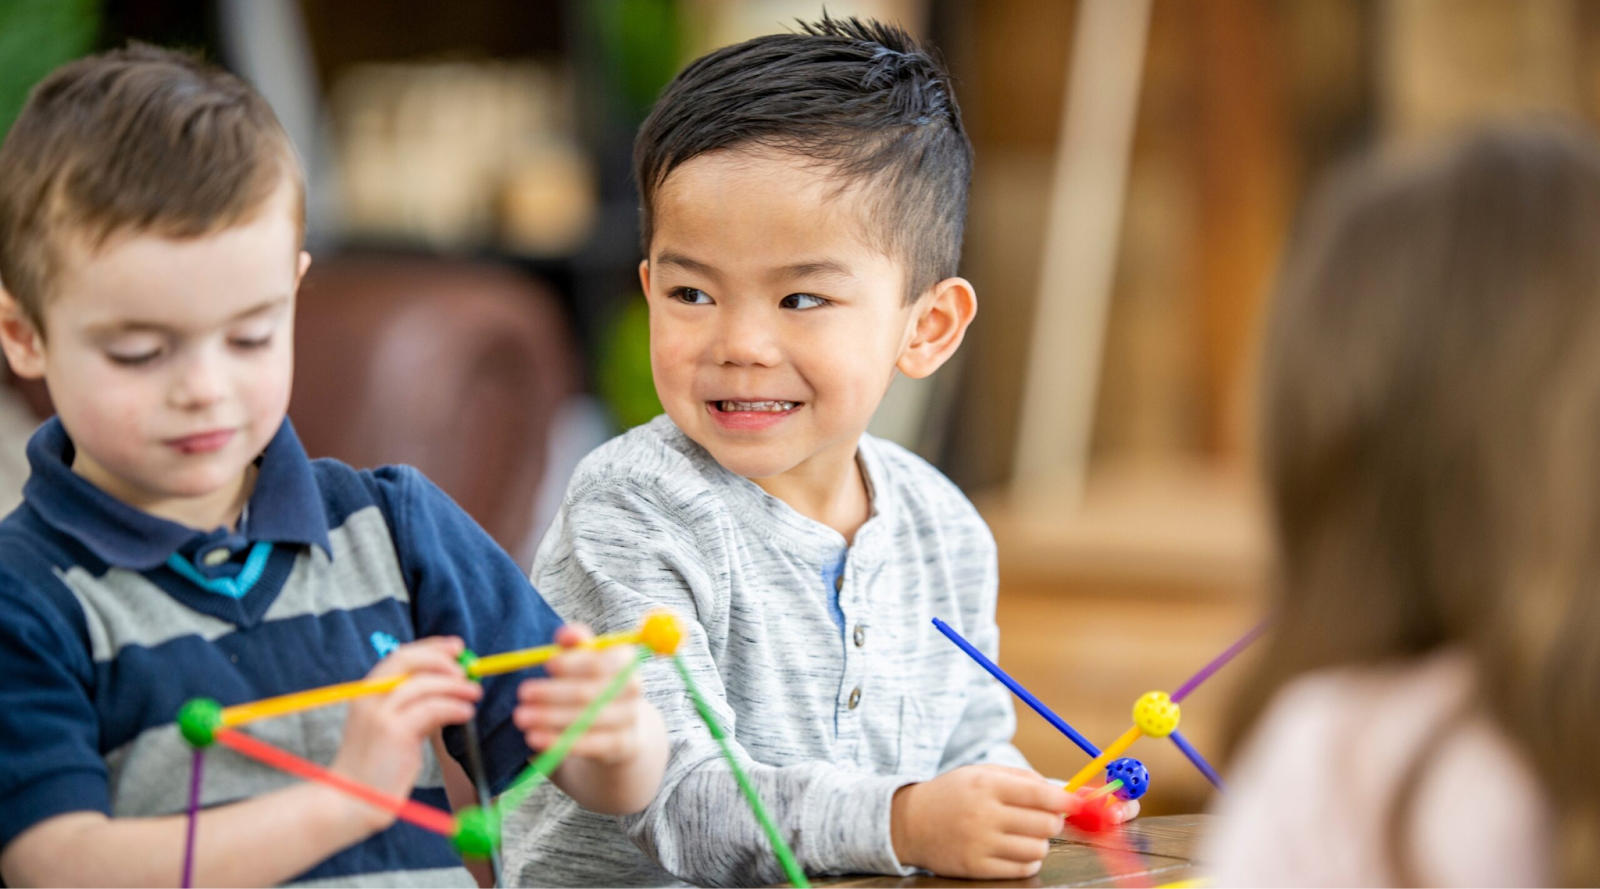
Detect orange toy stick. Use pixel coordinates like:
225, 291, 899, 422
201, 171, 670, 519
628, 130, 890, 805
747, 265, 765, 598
212, 728, 456, 836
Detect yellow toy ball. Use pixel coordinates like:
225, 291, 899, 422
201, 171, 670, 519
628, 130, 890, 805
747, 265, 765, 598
639, 609, 684, 656
1132, 691, 1181, 738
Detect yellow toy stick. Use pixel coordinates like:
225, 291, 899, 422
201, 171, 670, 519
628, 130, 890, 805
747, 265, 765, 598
1065, 725, 1143, 792
466, 629, 642, 678
468, 609, 683, 676
220, 674, 408, 728
216, 611, 684, 729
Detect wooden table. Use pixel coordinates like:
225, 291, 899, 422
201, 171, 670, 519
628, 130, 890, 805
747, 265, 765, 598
795, 814, 1210, 888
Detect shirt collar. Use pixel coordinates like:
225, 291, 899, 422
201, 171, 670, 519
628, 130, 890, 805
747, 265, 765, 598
652, 414, 897, 564
23, 417, 332, 570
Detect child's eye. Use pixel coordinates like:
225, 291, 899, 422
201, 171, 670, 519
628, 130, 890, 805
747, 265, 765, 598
669, 287, 713, 305
229, 335, 273, 351
106, 349, 162, 367
780, 293, 828, 310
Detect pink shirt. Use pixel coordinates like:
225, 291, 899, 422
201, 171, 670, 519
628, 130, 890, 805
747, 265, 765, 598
1203, 651, 1550, 886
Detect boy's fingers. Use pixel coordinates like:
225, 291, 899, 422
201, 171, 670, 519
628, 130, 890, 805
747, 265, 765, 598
554, 624, 594, 648
990, 835, 1052, 864
545, 646, 637, 679
383, 674, 482, 712
374, 638, 466, 677
994, 775, 1073, 813
514, 701, 635, 733
393, 697, 477, 736
976, 857, 1044, 880
1108, 798, 1140, 824
518, 675, 640, 705
999, 806, 1068, 840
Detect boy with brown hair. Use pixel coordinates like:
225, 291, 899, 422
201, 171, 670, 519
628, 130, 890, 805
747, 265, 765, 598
0, 45, 666, 886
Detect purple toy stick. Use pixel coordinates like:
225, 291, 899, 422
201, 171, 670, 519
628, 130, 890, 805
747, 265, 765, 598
1171, 618, 1270, 703
1169, 730, 1225, 792
182, 749, 204, 888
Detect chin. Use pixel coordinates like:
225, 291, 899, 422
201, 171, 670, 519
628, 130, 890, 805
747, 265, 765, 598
158, 463, 250, 499
700, 442, 800, 481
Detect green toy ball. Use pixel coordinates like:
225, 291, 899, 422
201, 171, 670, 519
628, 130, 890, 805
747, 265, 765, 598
177, 698, 224, 748
451, 806, 501, 858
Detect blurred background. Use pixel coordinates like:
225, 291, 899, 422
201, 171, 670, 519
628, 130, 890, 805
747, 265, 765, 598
2, 0, 1594, 815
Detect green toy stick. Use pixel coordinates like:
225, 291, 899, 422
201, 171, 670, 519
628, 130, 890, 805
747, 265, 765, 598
672, 655, 810, 888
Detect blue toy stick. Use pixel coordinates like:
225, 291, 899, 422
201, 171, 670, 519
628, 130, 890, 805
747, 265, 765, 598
1168, 730, 1225, 792
931, 617, 1100, 758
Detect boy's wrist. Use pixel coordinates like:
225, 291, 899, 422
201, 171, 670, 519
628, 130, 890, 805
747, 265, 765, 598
305, 781, 393, 840
888, 781, 924, 870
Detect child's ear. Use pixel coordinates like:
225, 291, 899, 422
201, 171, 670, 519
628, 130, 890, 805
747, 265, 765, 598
638, 259, 652, 297
0, 287, 46, 380
295, 250, 312, 289
896, 276, 977, 380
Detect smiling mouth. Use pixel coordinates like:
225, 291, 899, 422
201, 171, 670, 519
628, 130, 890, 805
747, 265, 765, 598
712, 401, 801, 412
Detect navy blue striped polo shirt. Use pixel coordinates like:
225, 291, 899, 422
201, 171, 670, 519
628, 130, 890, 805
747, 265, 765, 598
0, 418, 562, 885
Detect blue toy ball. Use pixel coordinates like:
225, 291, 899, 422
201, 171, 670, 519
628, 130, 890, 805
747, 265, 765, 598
1105, 757, 1149, 801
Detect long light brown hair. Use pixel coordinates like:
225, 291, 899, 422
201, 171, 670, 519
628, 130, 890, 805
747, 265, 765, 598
1229, 122, 1600, 885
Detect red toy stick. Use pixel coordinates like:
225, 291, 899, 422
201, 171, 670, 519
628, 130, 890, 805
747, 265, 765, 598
212, 728, 456, 837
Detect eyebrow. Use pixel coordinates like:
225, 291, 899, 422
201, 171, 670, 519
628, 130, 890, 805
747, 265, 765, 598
654, 251, 856, 283
777, 259, 856, 281
88, 296, 290, 336
654, 251, 720, 280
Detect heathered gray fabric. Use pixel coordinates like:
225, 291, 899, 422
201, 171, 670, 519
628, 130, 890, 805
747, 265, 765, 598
503, 415, 1026, 887
289, 867, 476, 888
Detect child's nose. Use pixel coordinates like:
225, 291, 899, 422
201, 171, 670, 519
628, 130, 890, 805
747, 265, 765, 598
169, 349, 227, 408
712, 308, 781, 367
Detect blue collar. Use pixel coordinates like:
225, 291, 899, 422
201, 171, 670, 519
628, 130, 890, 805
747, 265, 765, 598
22, 417, 333, 571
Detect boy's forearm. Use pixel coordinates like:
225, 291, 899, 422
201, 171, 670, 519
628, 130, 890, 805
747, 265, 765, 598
550, 705, 668, 815
622, 742, 915, 886
1, 782, 382, 887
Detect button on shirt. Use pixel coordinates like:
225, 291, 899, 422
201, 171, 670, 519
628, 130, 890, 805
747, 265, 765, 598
503, 415, 1027, 887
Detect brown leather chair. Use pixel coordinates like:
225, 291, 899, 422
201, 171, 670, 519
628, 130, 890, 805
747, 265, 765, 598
3, 255, 576, 564
290, 255, 576, 563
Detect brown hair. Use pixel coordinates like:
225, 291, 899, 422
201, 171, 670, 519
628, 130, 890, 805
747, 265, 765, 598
0, 43, 303, 330
1231, 121, 1600, 885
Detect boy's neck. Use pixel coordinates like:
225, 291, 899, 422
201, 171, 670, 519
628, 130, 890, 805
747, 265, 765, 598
72, 455, 257, 533
751, 440, 872, 544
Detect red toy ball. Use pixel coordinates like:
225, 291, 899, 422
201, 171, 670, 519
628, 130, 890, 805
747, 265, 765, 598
1065, 797, 1112, 833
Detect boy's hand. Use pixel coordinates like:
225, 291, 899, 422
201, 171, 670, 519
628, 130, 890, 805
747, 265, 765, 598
331, 637, 481, 831
514, 624, 652, 765
1060, 791, 1140, 834
889, 765, 1074, 880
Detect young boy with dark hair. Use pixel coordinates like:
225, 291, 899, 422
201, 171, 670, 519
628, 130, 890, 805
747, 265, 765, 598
505, 17, 1135, 886
0, 45, 666, 887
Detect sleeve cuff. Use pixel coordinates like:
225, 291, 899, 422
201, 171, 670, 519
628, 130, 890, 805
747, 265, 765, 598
798, 772, 921, 877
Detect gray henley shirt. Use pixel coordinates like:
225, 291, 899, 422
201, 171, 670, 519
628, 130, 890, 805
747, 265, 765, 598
502, 415, 1027, 886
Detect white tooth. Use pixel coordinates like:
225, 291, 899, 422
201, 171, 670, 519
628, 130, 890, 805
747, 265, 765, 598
721, 400, 795, 412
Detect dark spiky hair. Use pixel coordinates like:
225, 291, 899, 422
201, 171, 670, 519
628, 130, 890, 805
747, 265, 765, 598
633, 14, 970, 302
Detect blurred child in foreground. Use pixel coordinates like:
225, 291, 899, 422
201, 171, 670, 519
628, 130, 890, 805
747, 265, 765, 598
1206, 123, 1600, 885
